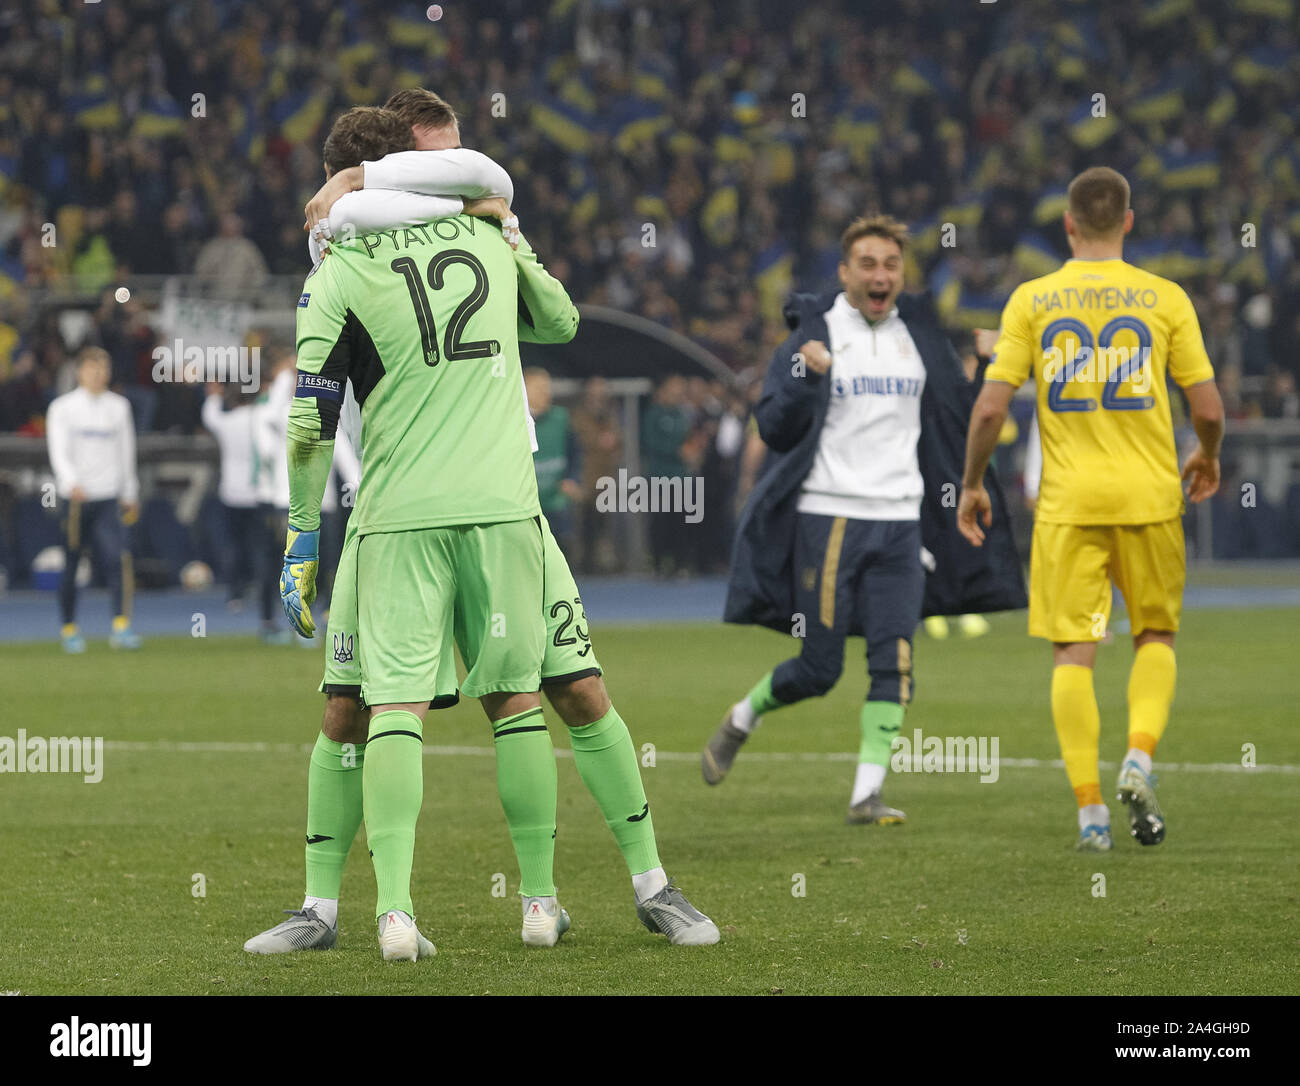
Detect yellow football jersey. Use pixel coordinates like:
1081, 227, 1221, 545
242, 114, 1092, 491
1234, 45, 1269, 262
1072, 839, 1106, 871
986, 258, 1214, 525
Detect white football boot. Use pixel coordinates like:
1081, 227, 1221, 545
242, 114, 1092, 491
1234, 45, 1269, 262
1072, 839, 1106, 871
521, 895, 571, 947
377, 909, 421, 961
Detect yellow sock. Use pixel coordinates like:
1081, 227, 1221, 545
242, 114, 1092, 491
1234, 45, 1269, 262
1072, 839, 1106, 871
1051, 665, 1101, 807
1128, 642, 1176, 757
61, 623, 79, 638
112, 615, 130, 633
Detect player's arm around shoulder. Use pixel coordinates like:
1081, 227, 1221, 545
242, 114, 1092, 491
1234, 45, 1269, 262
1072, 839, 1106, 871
514, 235, 579, 344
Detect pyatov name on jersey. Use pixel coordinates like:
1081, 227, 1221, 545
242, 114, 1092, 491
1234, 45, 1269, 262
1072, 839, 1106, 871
150, 340, 260, 393
0, 730, 103, 783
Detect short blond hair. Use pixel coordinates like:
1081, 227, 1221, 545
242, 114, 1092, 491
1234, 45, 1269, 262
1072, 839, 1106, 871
1067, 167, 1130, 240
384, 88, 459, 132
840, 214, 909, 260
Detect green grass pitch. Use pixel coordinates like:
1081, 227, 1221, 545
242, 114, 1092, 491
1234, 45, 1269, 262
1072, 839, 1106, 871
1, 607, 1296, 995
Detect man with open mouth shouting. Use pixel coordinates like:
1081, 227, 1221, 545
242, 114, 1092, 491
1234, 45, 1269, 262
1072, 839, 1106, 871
710, 213, 1025, 824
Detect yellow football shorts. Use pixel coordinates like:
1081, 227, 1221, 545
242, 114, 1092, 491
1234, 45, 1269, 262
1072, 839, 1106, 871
1029, 517, 1185, 642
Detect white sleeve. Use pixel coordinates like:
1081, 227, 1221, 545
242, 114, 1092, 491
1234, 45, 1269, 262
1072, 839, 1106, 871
332, 424, 362, 501
362, 148, 513, 206
45, 399, 76, 496
119, 397, 139, 504
339, 382, 364, 460
328, 190, 466, 240
520, 373, 537, 453
201, 393, 229, 435
1023, 412, 1041, 501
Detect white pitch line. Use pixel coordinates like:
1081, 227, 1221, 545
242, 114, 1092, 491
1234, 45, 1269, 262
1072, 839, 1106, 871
99, 740, 1297, 774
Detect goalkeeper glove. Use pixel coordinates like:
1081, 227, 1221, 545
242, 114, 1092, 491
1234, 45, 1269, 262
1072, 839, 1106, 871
280, 526, 320, 638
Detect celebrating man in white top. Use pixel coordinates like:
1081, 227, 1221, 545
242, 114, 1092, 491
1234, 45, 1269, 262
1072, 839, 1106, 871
45, 346, 142, 652
713, 214, 1027, 823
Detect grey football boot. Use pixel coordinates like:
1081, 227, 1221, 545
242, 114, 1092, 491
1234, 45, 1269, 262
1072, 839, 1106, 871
636, 880, 720, 946
845, 794, 906, 825
244, 907, 337, 954
702, 708, 750, 785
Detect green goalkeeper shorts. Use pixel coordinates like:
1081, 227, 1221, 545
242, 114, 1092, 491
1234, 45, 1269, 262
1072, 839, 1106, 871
355, 518, 546, 706
321, 513, 601, 706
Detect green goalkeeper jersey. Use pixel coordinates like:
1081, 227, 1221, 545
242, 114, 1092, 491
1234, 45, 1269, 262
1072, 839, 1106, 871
289, 215, 577, 534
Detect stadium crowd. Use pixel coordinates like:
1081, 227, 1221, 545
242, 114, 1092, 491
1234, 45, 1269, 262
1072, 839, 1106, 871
0, 0, 1298, 570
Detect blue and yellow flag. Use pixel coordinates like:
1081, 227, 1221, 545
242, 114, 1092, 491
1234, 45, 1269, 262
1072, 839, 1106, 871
132, 94, 187, 139
761, 133, 799, 187
566, 163, 600, 227
0, 255, 23, 302
1159, 149, 1220, 190
1238, 0, 1293, 18
949, 287, 1011, 332
1234, 45, 1290, 85
831, 103, 881, 168
70, 76, 123, 131
1128, 76, 1184, 125
1206, 86, 1237, 128
633, 57, 673, 104
929, 260, 961, 323
713, 120, 753, 165
530, 96, 594, 154
1140, 0, 1194, 26
613, 99, 671, 154
731, 91, 761, 126
273, 90, 328, 144
910, 214, 943, 260
1224, 248, 1268, 290
336, 40, 379, 72
1013, 232, 1064, 279
388, 6, 433, 48
558, 74, 598, 115
755, 244, 795, 323
1067, 100, 1118, 149
1126, 237, 1212, 279
700, 185, 739, 248
892, 57, 947, 98
940, 194, 984, 232
1033, 186, 1070, 227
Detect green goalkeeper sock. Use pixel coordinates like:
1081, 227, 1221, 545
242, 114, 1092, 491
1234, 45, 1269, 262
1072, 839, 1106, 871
746, 672, 785, 717
493, 707, 556, 898
363, 710, 424, 920
859, 700, 904, 766
568, 706, 661, 876
304, 732, 366, 901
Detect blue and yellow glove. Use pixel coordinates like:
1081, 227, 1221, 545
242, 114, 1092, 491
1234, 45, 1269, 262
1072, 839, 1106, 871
280, 526, 320, 638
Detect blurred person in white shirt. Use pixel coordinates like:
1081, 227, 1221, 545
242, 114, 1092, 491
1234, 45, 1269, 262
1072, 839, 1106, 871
45, 347, 142, 652
202, 381, 264, 615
